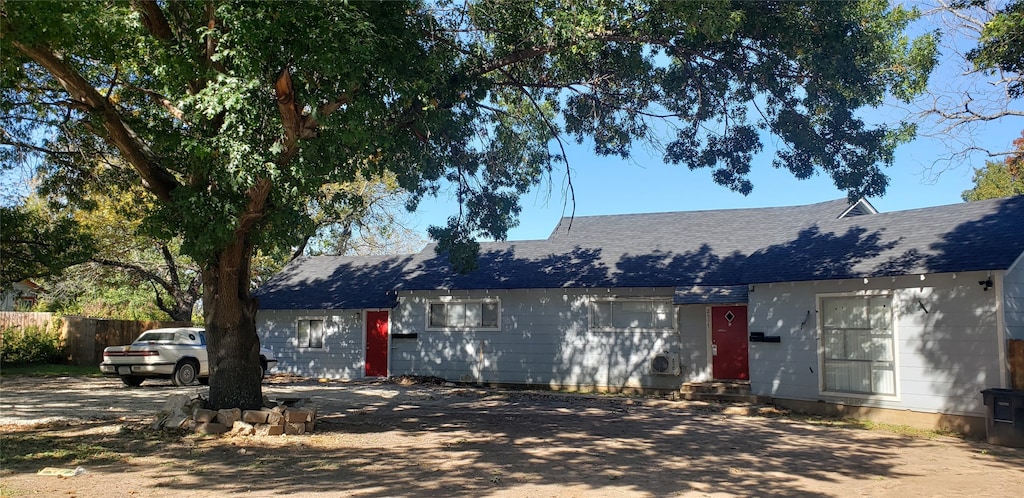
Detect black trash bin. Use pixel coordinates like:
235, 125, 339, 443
981, 388, 1024, 448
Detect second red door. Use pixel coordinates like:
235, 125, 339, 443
711, 305, 749, 380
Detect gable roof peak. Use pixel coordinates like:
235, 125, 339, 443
837, 198, 879, 218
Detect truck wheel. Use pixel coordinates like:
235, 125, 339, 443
120, 375, 144, 387
173, 361, 199, 386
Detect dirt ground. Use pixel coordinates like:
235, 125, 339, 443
1, 376, 1022, 497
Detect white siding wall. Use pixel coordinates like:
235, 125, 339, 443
389, 288, 703, 390
1005, 255, 1024, 341
257, 309, 365, 379
748, 272, 1002, 417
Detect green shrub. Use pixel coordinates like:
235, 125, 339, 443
1, 325, 67, 366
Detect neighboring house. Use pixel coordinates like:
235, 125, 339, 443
0, 280, 42, 311
255, 196, 1024, 433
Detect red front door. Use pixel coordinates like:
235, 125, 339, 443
365, 311, 389, 377
711, 305, 749, 380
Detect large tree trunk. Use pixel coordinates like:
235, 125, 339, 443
203, 236, 263, 410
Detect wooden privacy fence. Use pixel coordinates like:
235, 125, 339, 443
0, 312, 58, 355
0, 311, 55, 331
0, 312, 191, 366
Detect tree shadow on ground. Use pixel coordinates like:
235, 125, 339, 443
4, 381, 1023, 497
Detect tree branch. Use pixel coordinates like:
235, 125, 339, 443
290, 234, 312, 262
0, 136, 79, 158
91, 257, 174, 295
473, 45, 556, 76
12, 42, 181, 202
187, 272, 203, 301
130, 0, 175, 41
273, 67, 355, 165
161, 244, 182, 292
151, 280, 173, 318
203, 1, 225, 74
136, 87, 186, 121
274, 68, 302, 148
497, 67, 576, 231
236, 178, 272, 237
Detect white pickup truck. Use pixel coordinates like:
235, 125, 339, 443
99, 327, 277, 387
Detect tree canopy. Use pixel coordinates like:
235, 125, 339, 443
0, 202, 95, 287
962, 131, 1024, 200
1, 0, 935, 409
34, 183, 203, 321
970, 0, 1024, 97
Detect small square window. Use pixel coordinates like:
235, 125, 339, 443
297, 319, 324, 348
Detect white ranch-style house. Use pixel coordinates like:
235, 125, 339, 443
255, 196, 1024, 434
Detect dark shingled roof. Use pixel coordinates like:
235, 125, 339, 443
741, 195, 1024, 283
255, 254, 415, 310
255, 196, 1024, 309
674, 285, 749, 305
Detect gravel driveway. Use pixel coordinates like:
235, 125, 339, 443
2, 375, 1023, 497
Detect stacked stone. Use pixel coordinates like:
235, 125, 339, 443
153, 393, 317, 436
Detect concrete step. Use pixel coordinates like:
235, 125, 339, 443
680, 381, 752, 395
677, 391, 771, 404
678, 382, 772, 404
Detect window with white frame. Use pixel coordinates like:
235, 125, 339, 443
590, 298, 675, 330
427, 300, 500, 329
820, 295, 896, 396
296, 318, 325, 348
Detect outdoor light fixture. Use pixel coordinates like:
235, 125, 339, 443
979, 277, 994, 291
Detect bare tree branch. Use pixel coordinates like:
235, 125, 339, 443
913, 0, 1023, 164
495, 67, 577, 230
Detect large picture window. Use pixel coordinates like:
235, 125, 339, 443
297, 318, 324, 348
820, 295, 896, 396
591, 298, 675, 330
427, 300, 500, 329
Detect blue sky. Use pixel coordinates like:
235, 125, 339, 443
409, 9, 1020, 242
409, 126, 1008, 242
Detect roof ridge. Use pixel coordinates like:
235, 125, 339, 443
553, 198, 850, 222
832, 195, 1024, 221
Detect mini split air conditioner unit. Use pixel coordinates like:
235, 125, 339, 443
650, 352, 681, 376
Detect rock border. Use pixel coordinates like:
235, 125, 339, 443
151, 393, 317, 436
